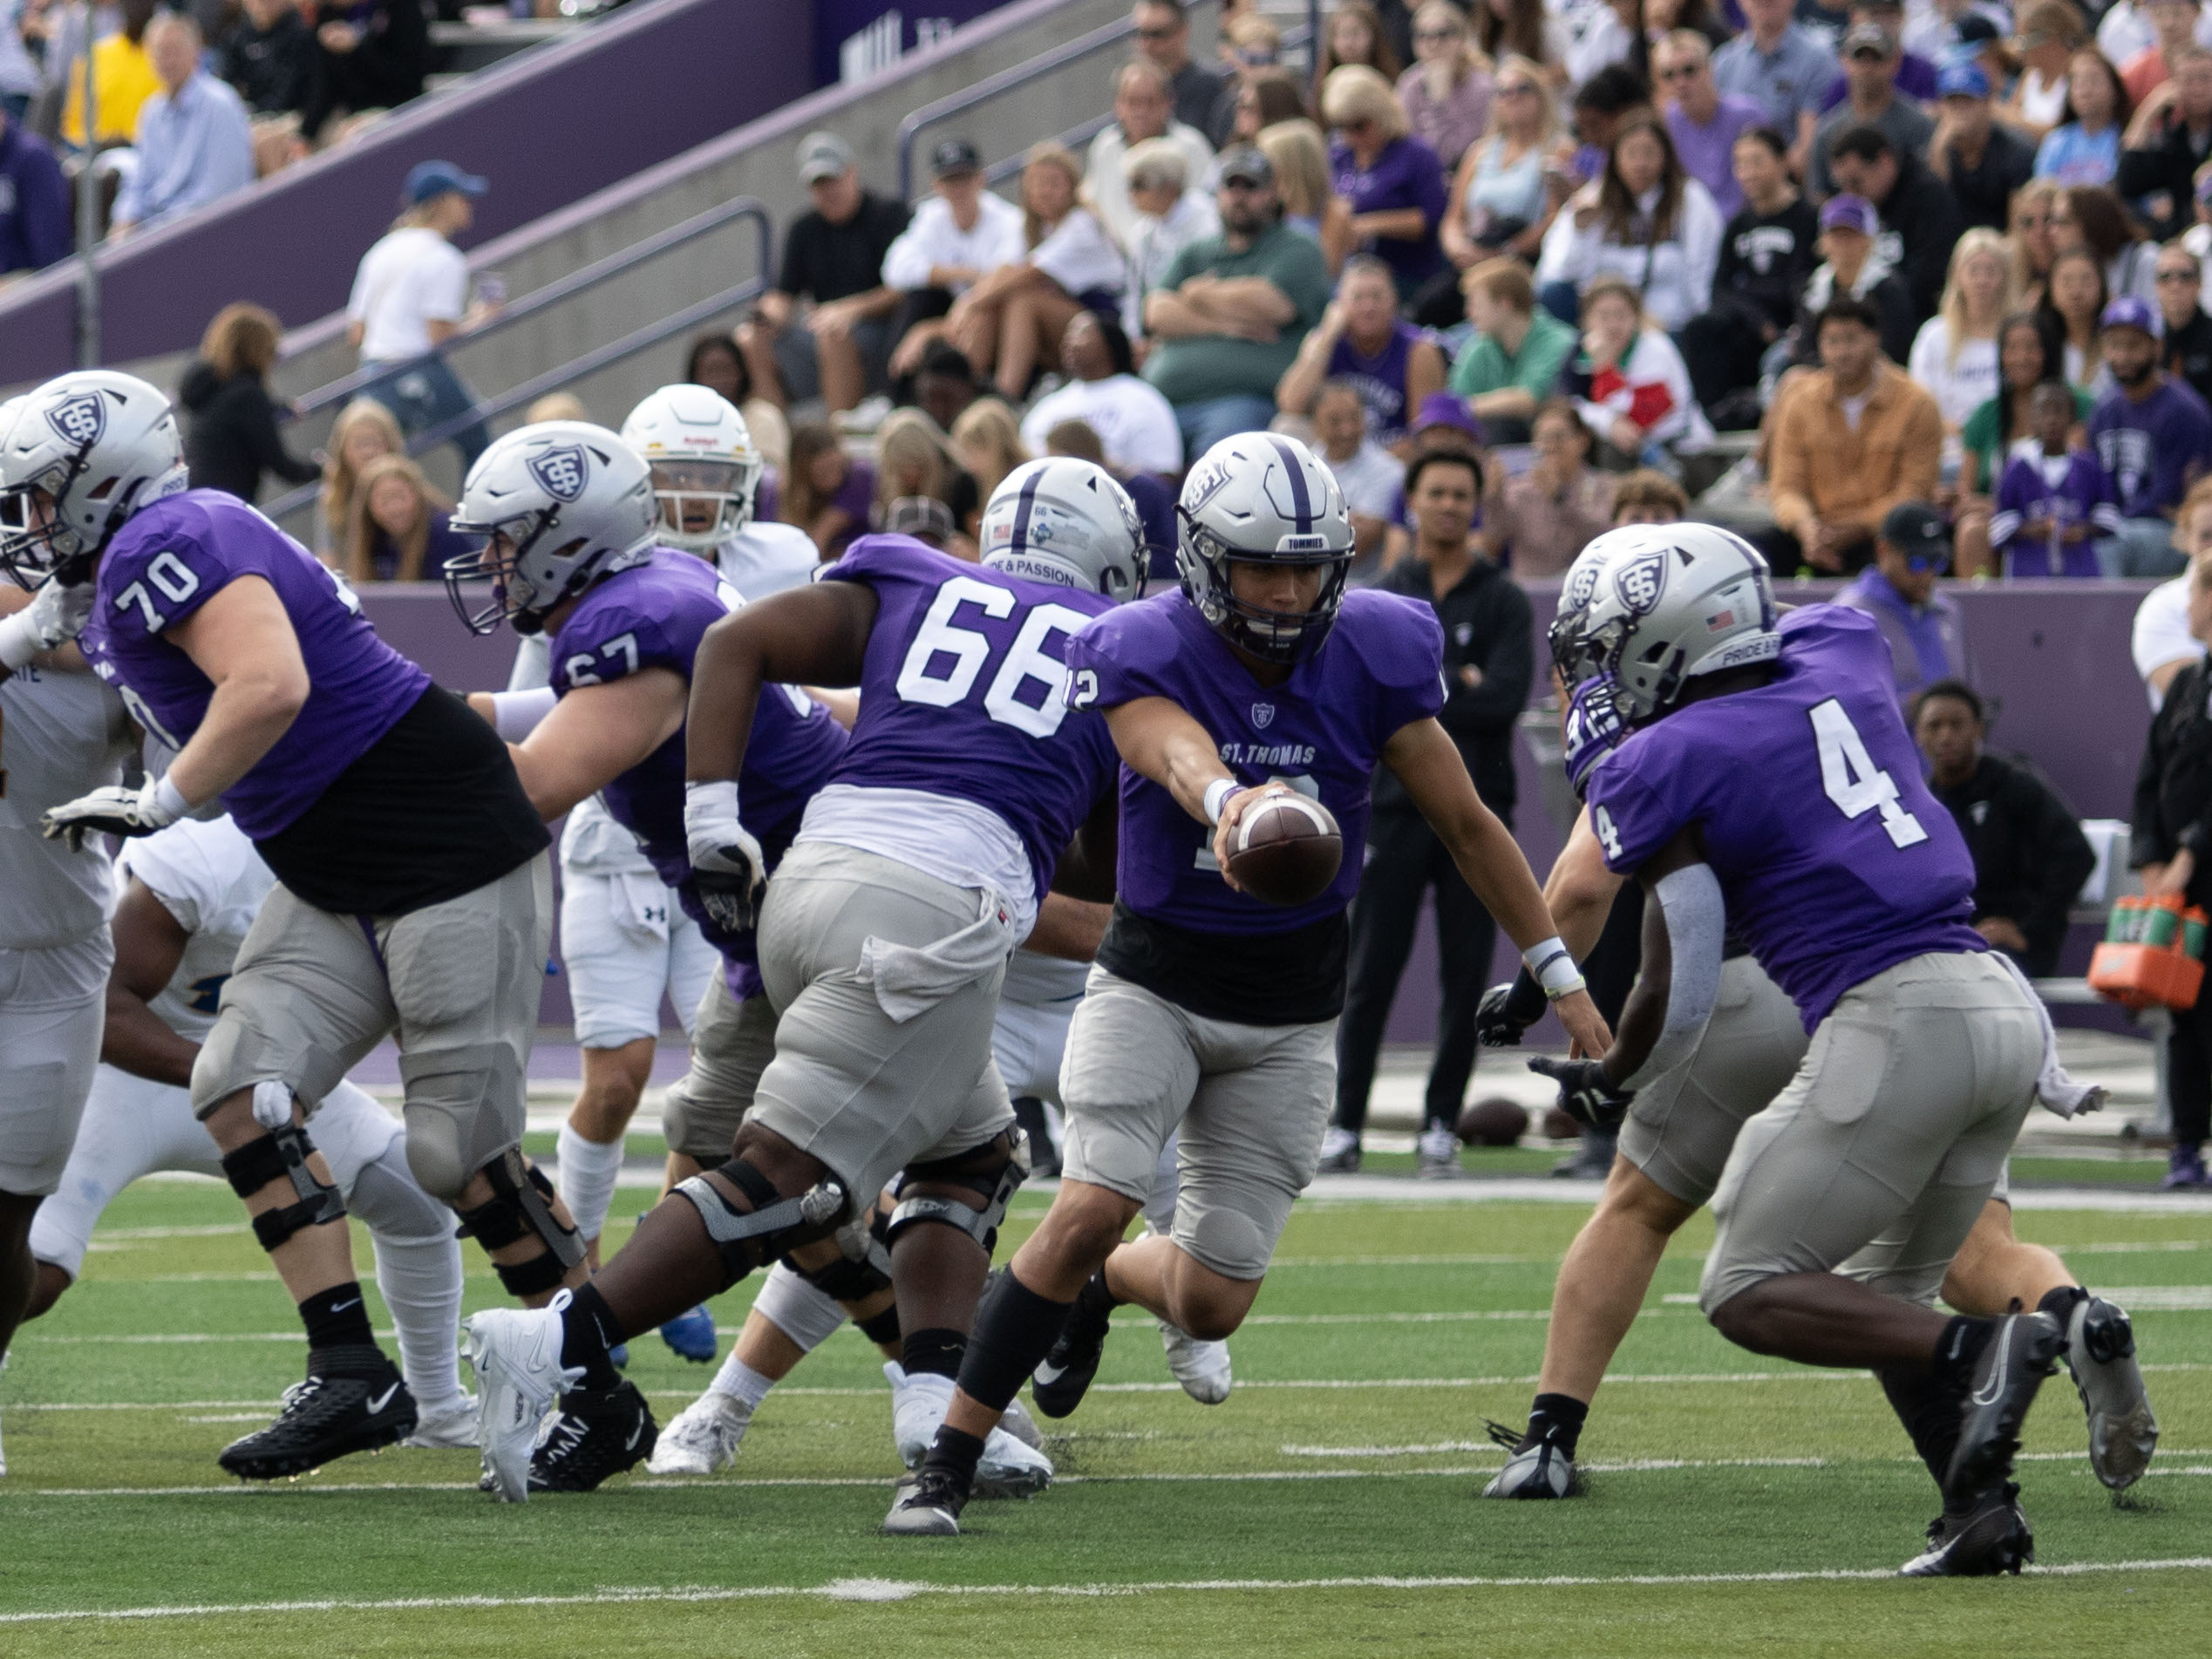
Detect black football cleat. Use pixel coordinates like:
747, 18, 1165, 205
527, 1380, 657, 1493
1030, 1272, 1114, 1419
218, 1348, 416, 1479
1898, 1483, 2035, 1577
1946, 1312, 2064, 1504
883, 1467, 970, 1536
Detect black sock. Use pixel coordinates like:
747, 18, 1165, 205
1931, 1315, 1998, 1390
920, 1425, 987, 1490
954, 1270, 1075, 1413
1523, 1391, 1589, 1458
902, 1327, 967, 1381
857, 1303, 902, 1346
1879, 1363, 1965, 1495
560, 1283, 623, 1390
298, 1282, 375, 1354
2037, 1284, 2087, 1323
1073, 1266, 1123, 1324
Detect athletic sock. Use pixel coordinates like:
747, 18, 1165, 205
366, 1227, 466, 1412
561, 1282, 624, 1390
555, 1121, 626, 1246
2037, 1284, 2088, 1322
1073, 1266, 1123, 1325
902, 1327, 967, 1382
708, 1356, 777, 1411
954, 1270, 1075, 1413
298, 1282, 376, 1353
1521, 1391, 1589, 1458
919, 1425, 987, 1492
1878, 1364, 1965, 1496
1931, 1315, 1998, 1390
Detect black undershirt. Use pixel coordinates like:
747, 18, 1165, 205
256, 684, 549, 916
1097, 900, 1350, 1027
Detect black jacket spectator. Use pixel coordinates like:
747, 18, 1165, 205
301, 0, 430, 141
178, 360, 320, 505
218, 5, 317, 116
1936, 124, 2035, 234
1933, 753, 2095, 977
1787, 268, 1918, 373
1875, 152, 1964, 323
2168, 309, 2212, 411
1714, 196, 1821, 334
2116, 112, 2212, 243
780, 189, 910, 305
2134, 655, 2212, 909
1369, 554, 1531, 814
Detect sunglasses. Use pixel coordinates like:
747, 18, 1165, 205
1414, 26, 1459, 41
1222, 176, 1270, 191
1135, 24, 1178, 40
2160, 268, 2202, 282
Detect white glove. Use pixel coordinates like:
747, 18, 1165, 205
42, 773, 190, 850
250, 1081, 298, 1132
0, 576, 97, 671
684, 779, 768, 933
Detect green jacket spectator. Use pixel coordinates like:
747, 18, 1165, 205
1446, 257, 1576, 443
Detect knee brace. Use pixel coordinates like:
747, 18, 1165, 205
673, 1159, 848, 1288
884, 1126, 1030, 1255
794, 1212, 895, 1306
453, 1148, 586, 1298
221, 1125, 346, 1252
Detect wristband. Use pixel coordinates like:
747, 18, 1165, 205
0, 609, 37, 672
488, 686, 558, 740
1201, 778, 1238, 826
152, 772, 192, 820
684, 778, 742, 836
1523, 935, 1587, 1001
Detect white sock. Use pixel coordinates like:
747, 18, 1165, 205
351, 1141, 466, 1411
555, 1120, 625, 1245
709, 1356, 778, 1411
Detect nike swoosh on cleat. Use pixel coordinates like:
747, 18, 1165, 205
1971, 1325, 2014, 1408
625, 1424, 643, 1451
367, 1384, 400, 1415
1034, 1363, 1067, 1384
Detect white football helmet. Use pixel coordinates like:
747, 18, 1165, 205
446, 421, 657, 635
620, 384, 764, 552
979, 457, 1144, 602
0, 371, 187, 582
1555, 521, 1780, 724
1175, 433, 1353, 663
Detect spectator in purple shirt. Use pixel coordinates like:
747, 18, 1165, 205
1654, 30, 1769, 221
0, 99, 69, 276
2089, 296, 2212, 575
1322, 64, 1449, 300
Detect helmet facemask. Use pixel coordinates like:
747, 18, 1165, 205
650, 455, 760, 552
443, 509, 573, 635
1178, 507, 1351, 664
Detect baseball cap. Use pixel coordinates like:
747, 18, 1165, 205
882, 495, 956, 544
798, 131, 854, 184
1218, 144, 1274, 187
404, 160, 487, 206
2101, 296, 2165, 339
1951, 14, 2001, 46
1936, 61, 1991, 99
1879, 502, 1952, 571
1412, 391, 1484, 442
1819, 194, 1879, 235
1843, 23, 1896, 57
930, 137, 983, 178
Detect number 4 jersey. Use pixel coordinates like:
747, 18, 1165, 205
799, 534, 1120, 934
1584, 604, 1984, 1031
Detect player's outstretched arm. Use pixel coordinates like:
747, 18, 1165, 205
1100, 696, 1230, 825
1544, 806, 1628, 962
506, 670, 689, 822
686, 582, 878, 785
162, 577, 310, 806
102, 878, 199, 1089
1380, 715, 1610, 1053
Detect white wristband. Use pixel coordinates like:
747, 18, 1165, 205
488, 686, 558, 740
1201, 778, 1239, 826
1523, 936, 1586, 1000
0, 609, 38, 672
152, 772, 192, 820
684, 778, 742, 835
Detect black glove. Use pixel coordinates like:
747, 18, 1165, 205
1528, 1056, 1634, 1128
1475, 970, 1549, 1047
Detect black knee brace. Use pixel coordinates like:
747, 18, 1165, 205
674, 1159, 847, 1289
221, 1124, 347, 1252
454, 1148, 586, 1298
884, 1127, 1030, 1255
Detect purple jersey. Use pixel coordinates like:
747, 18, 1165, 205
1066, 588, 1446, 935
548, 548, 847, 992
820, 535, 1120, 904
78, 490, 429, 840
1584, 605, 1985, 1030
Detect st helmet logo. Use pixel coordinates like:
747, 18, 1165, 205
1613, 550, 1667, 617
527, 445, 591, 503
1250, 702, 1276, 729
44, 391, 106, 448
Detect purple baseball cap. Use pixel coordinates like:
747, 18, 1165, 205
2100, 296, 2165, 339
1819, 194, 1879, 236
1412, 392, 1484, 441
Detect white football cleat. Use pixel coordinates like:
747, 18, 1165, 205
886, 1362, 1052, 1498
403, 1394, 480, 1450
1159, 1319, 1233, 1404
646, 1390, 755, 1475
999, 1395, 1045, 1450
465, 1299, 581, 1504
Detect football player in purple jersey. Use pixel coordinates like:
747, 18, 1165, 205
465, 456, 1145, 1505
886, 432, 1610, 1537
1542, 522, 2099, 1575
0, 371, 571, 1482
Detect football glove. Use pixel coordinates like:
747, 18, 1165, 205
684, 779, 767, 934
0, 575, 97, 671
42, 774, 187, 849
1475, 971, 1549, 1047
1527, 1056, 1634, 1129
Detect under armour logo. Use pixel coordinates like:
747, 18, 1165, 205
44, 391, 106, 447
528, 445, 590, 502
1251, 702, 1276, 729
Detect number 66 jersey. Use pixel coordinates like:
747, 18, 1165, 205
1584, 605, 1987, 1032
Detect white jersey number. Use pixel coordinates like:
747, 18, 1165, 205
895, 575, 1087, 739
1809, 698, 1927, 849
114, 551, 202, 633
563, 631, 640, 687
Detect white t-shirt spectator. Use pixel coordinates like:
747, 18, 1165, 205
1564, 6, 1633, 86
1907, 317, 2001, 430
1122, 189, 1221, 334
1535, 179, 1724, 331
1321, 439, 1405, 520
881, 191, 1026, 295
2133, 575, 2203, 709
1020, 373, 1184, 474
1086, 120, 1215, 249
348, 226, 467, 362
1028, 206, 1126, 302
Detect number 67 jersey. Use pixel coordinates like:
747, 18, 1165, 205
1584, 605, 1987, 1032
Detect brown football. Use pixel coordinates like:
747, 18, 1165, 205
1457, 1097, 1530, 1148
1542, 1106, 1582, 1141
1225, 792, 1344, 907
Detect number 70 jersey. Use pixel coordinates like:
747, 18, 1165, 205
1583, 604, 1986, 1032
818, 535, 1120, 908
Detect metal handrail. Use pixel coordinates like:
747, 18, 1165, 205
282, 196, 772, 425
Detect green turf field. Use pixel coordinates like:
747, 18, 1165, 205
3, 1179, 2206, 1655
